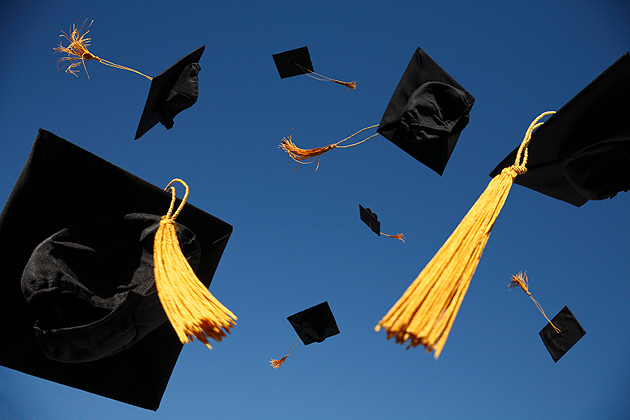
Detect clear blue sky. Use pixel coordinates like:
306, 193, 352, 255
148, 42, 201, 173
1, 1, 629, 419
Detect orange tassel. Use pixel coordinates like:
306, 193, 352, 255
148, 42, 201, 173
509, 272, 561, 334
54, 19, 152, 80
269, 337, 300, 369
382, 232, 405, 243
279, 125, 379, 169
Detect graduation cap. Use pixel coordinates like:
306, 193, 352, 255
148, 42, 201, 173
509, 273, 585, 362
540, 306, 586, 362
0, 129, 234, 410
54, 20, 204, 140
359, 205, 405, 242
272, 46, 356, 89
490, 52, 630, 206
279, 47, 474, 174
134, 45, 205, 139
270, 301, 339, 368
378, 47, 475, 175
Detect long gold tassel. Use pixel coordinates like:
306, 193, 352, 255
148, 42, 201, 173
279, 124, 379, 170
295, 63, 356, 89
375, 111, 555, 358
154, 179, 237, 349
509, 272, 561, 333
269, 337, 301, 369
54, 19, 152, 80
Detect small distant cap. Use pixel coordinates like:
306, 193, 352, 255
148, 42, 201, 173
272, 46, 314, 79
135, 45, 206, 140
489, 52, 630, 206
287, 301, 340, 345
359, 205, 380, 236
539, 306, 586, 362
377, 47, 475, 175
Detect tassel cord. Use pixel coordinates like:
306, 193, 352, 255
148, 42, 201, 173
295, 63, 357, 89
269, 337, 301, 368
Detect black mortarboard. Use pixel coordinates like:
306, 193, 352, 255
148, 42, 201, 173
539, 306, 586, 362
135, 45, 205, 140
490, 52, 630, 206
377, 47, 475, 175
287, 301, 340, 345
272, 46, 314, 79
359, 205, 380, 236
0, 129, 232, 410
272, 46, 356, 89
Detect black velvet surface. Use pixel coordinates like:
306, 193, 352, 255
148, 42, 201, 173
21, 214, 200, 363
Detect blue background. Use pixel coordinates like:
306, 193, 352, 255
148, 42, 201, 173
1, 1, 629, 419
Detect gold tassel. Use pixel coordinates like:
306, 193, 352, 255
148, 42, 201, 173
269, 337, 300, 369
375, 111, 555, 358
509, 272, 561, 334
54, 19, 152, 80
279, 125, 379, 170
154, 179, 237, 349
295, 63, 356, 89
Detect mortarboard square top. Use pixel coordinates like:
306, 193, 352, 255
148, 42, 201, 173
539, 306, 585, 362
359, 205, 380, 236
272, 46, 314, 79
0, 129, 232, 410
378, 47, 475, 175
135, 45, 205, 140
287, 301, 340, 345
490, 52, 630, 206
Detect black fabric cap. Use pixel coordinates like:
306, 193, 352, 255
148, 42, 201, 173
135, 45, 205, 140
272, 46, 314, 79
539, 306, 586, 362
489, 52, 630, 206
359, 205, 380, 236
21, 214, 200, 363
0, 129, 232, 410
377, 47, 475, 175
287, 301, 340, 345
